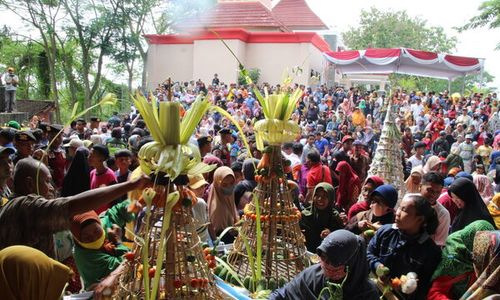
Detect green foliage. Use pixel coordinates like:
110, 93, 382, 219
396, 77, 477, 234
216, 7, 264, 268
342, 7, 495, 93
342, 7, 457, 52
36, 51, 51, 98
238, 68, 260, 86
458, 0, 500, 49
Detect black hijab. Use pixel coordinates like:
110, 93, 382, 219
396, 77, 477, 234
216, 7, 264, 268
61, 147, 91, 197
234, 158, 258, 207
448, 177, 496, 232
269, 230, 378, 300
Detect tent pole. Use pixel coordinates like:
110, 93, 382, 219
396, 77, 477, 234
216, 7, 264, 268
448, 79, 451, 93
461, 75, 466, 95
479, 63, 484, 91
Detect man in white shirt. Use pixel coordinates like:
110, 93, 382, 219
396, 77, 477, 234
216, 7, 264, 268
420, 172, 450, 247
410, 97, 424, 121
2, 67, 18, 112
282, 143, 301, 168
456, 108, 472, 128
408, 141, 426, 168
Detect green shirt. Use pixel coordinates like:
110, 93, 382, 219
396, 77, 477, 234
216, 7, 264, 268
74, 200, 135, 289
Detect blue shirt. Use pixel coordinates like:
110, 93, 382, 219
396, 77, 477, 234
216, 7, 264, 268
314, 138, 329, 155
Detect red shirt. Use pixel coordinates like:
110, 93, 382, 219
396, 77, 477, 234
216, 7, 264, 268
90, 167, 117, 214
48, 149, 66, 190
306, 163, 332, 188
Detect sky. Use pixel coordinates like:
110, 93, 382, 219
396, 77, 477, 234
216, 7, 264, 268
1, 0, 499, 88
304, 0, 500, 88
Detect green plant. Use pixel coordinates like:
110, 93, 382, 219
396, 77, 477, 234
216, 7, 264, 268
238, 68, 260, 85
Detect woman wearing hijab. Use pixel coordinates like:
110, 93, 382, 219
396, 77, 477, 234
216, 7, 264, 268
473, 174, 494, 204
351, 107, 366, 128
234, 158, 259, 210
367, 194, 441, 299
207, 166, 239, 243
405, 166, 423, 193
423, 155, 443, 174
300, 183, 344, 252
460, 230, 500, 299
0, 245, 72, 300
448, 178, 496, 233
202, 155, 224, 201
58, 146, 91, 292
346, 184, 397, 235
270, 230, 379, 300
428, 220, 495, 300
347, 176, 384, 219
335, 161, 361, 212
61, 147, 91, 197
438, 171, 472, 224
488, 193, 500, 228
71, 209, 133, 289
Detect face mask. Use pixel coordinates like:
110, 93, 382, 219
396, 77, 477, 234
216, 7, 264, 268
221, 186, 234, 195
77, 229, 105, 250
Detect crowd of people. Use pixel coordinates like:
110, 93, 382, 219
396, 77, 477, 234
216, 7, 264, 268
0, 76, 499, 299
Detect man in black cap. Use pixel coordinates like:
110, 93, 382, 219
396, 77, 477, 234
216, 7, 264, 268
45, 124, 66, 190
0, 146, 15, 204
197, 136, 213, 158
13, 130, 36, 164
218, 128, 232, 166
408, 141, 426, 168
431, 130, 450, 156
90, 116, 101, 131
0, 128, 15, 150
71, 118, 92, 140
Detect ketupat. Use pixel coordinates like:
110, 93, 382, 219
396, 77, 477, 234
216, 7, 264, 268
131, 92, 216, 179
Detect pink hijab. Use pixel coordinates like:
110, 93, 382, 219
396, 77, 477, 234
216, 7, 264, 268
473, 174, 494, 204
207, 167, 239, 234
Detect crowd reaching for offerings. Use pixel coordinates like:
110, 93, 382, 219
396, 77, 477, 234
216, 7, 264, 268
0, 76, 499, 300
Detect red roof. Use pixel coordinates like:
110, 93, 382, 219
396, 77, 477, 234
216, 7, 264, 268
272, 0, 328, 30
145, 28, 332, 53
173, 1, 288, 32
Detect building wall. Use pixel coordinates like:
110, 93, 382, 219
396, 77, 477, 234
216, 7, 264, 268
146, 40, 326, 87
192, 39, 246, 85
246, 42, 309, 85
146, 43, 193, 88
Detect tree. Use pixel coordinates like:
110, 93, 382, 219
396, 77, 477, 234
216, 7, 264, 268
458, 0, 500, 49
340, 7, 494, 93
342, 7, 457, 52
0, 0, 66, 122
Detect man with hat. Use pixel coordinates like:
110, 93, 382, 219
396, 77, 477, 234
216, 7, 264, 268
350, 140, 369, 183
187, 174, 210, 244
0, 128, 15, 150
2, 67, 19, 112
197, 135, 213, 158
13, 130, 36, 164
63, 137, 84, 168
89, 116, 101, 130
45, 124, 66, 190
7, 120, 20, 130
408, 141, 426, 168
431, 130, 450, 156
0, 146, 15, 205
217, 128, 233, 166
458, 134, 475, 173
334, 135, 354, 165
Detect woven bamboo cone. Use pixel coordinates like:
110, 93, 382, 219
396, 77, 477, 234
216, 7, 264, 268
227, 145, 308, 290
